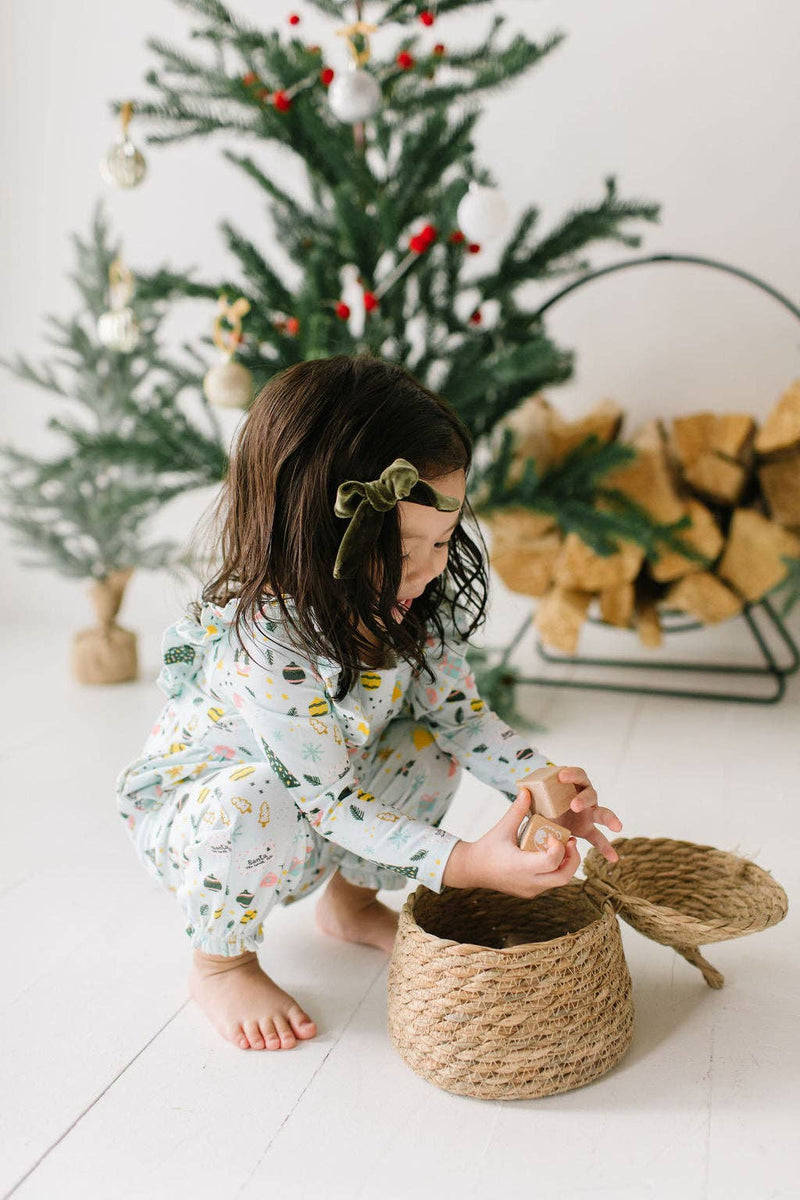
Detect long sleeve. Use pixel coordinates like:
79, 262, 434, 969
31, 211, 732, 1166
405, 607, 551, 801
212, 620, 461, 892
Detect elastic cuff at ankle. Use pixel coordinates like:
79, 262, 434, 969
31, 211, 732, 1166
189, 931, 263, 958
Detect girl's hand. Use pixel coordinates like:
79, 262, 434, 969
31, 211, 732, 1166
539, 766, 623, 864
441, 791, 582, 898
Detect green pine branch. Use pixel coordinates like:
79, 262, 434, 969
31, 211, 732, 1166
479, 176, 660, 296
771, 556, 800, 618
470, 429, 707, 564
464, 644, 545, 731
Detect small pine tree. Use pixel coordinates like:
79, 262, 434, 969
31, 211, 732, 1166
0, 202, 228, 680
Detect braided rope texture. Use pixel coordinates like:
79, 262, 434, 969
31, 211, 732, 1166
387, 882, 634, 1100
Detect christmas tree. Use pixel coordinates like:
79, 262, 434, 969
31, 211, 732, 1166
0, 202, 227, 682
112, 0, 710, 703
125, 0, 661, 436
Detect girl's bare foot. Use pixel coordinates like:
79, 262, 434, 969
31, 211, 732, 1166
315, 869, 400, 954
189, 949, 318, 1051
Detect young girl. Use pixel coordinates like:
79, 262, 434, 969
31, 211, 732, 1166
116, 353, 622, 1054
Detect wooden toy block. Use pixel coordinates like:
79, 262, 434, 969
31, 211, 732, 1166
518, 812, 571, 853
520, 764, 578, 819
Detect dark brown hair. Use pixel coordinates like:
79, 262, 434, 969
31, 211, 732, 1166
187, 352, 490, 699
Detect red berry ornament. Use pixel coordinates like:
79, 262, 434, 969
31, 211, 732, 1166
409, 223, 438, 254
335, 302, 351, 320
448, 230, 465, 244
363, 291, 379, 313
433, 43, 445, 57
273, 91, 292, 112
286, 316, 300, 336
468, 242, 481, 254
420, 10, 435, 25
396, 52, 415, 71
288, 13, 300, 24
320, 67, 335, 86
469, 309, 482, 325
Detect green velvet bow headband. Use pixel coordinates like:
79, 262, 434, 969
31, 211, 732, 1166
333, 457, 461, 580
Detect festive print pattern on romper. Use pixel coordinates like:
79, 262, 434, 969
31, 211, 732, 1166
116, 595, 551, 949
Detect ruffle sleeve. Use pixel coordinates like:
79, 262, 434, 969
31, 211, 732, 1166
157, 598, 238, 699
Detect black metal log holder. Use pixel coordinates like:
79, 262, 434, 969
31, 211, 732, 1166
502, 253, 800, 705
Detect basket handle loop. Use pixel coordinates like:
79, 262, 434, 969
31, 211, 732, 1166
580, 875, 619, 915
675, 945, 725, 990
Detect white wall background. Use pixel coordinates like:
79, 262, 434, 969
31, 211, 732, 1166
2, 0, 799, 642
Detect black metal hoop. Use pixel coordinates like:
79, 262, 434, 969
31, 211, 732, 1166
530, 251, 800, 326
510, 252, 800, 703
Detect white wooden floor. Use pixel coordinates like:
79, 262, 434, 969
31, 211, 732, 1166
2, 585, 798, 1200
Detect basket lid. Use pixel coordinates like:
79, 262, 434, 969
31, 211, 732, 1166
582, 836, 788, 988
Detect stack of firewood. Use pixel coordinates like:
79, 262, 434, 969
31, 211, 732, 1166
485, 380, 800, 653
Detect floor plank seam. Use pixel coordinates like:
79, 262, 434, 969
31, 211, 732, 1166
701, 1022, 715, 1200
2, 1001, 189, 1200
232, 957, 389, 1199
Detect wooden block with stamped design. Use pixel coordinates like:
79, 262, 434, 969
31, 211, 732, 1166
518, 812, 571, 854
519, 764, 578, 819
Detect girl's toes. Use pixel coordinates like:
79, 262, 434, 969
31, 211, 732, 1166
259, 1018, 278, 1048
289, 1006, 317, 1039
230, 1024, 249, 1050
243, 1020, 265, 1050
263, 1021, 281, 1050
273, 1016, 296, 1048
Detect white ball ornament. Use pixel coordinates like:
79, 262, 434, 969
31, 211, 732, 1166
456, 183, 508, 243
328, 68, 382, 123
97, 307, 141, 352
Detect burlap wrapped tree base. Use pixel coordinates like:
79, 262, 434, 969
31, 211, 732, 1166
387, 837, 787, 1101
71, 567, 138, 685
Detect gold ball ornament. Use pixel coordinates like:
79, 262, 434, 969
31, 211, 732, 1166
99, 103, 147, 189
203, 294, 254, 408
203, 359, 254, 409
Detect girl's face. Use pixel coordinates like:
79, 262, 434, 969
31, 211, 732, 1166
394, 467, 467, 619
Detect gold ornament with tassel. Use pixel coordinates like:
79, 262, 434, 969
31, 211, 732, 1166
100, 102, 147, 189
72, 567, 138, 684
203, 295, 254, 408
97, 257, 140, 352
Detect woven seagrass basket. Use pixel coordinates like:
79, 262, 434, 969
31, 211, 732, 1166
386, 836, 787, 1101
